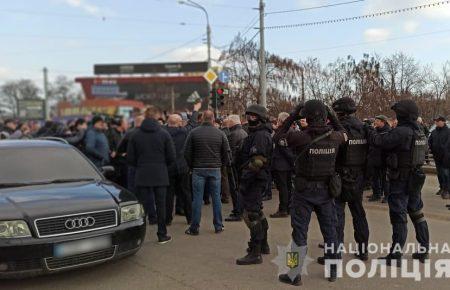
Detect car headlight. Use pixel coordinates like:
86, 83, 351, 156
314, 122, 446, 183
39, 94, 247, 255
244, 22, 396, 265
121, 204, 144, 223
0, 220, 32, 238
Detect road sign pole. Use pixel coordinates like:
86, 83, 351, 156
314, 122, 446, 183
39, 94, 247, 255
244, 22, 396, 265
43, 67, 49, 120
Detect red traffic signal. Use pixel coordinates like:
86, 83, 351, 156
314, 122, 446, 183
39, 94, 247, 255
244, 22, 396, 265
216, 88, 224, 95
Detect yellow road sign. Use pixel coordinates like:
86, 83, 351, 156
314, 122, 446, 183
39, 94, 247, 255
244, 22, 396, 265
203, 69, 218, 84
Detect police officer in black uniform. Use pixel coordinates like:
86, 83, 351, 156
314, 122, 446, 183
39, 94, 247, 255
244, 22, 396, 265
236, 104, 273, 265
369, 99, 430, 264
318, 97, 370, 262
277, 100, 346, 285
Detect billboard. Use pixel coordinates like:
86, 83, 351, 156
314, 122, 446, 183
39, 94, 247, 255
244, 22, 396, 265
17, 99, 45, 120
94, 61, 208, 75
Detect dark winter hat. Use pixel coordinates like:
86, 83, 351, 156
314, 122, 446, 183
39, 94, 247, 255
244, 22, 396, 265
375, 115, 389, 123
4, 119, 15, 125
391, 99, 419, 120
91, 115, 105, 125
302, 99, 327, 126
245, 104, 268, 120
434, 115, 446, 122
332, 97, 357, 114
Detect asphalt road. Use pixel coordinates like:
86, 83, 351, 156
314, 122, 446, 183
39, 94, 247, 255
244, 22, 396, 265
2, 175, 450, 290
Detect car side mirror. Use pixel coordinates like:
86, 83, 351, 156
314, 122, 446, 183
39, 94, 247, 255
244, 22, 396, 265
100, 166, 115, 177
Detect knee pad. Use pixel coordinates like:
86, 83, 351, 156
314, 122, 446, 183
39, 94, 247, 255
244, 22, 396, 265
408, 209, 426, 224
389, 211, 407, 224
244, 211, 262, 229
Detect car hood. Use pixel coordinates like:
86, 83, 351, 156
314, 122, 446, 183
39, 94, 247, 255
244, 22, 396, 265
0, 181, 137, 220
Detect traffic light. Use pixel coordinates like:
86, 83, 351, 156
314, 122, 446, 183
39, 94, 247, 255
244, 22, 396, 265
209, 87, 229, 109
209, 89, 217, 108
216, 88, 225, 107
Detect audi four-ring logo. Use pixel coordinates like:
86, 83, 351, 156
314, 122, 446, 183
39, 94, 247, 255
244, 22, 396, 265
64, 216, 96, 230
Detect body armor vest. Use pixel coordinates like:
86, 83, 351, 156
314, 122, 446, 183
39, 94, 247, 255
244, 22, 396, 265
398, 129, 427, 168
295, 135, 338, 179
339, 125, 368, 167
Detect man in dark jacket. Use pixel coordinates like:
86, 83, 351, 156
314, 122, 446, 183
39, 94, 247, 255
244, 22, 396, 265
85, 116, 110, 168
0, 119, 16, 139
127, 106, 176, 244
368, 115, 391, 202
270, 112, 295, 218
429, 116, 450, 199
164, 102, 201, 225
224, 114, 248, 222
117, 115, 144, 194
106, 117, 129, 187
184, 110, 230, 235
65, 118, 88, 152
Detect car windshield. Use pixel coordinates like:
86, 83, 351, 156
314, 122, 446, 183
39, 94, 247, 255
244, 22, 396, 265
0, 146, 102, 186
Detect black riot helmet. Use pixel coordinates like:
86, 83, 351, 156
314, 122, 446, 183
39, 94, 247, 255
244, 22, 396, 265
332, 97, 357, 115
301, 100, 327, 126
245, 104, 268, 120
391, 99, 419, 121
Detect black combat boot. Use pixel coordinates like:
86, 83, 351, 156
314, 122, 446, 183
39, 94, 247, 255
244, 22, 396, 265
246, 241, 270, 255
379, 253, 402, 267
354, 252, 369, 261
261, 239, 271, 255
279, 274, 302, 286
270, 211, 288, 218
412, 252, 429, 263
236, 243, 262, 265
317, 256, 325, 265
328, 263, 337, 282
368, 195, 381, 202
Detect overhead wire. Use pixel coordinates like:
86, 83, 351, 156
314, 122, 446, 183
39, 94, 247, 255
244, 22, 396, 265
265, 0, 365, 15
265, 1, 450, 30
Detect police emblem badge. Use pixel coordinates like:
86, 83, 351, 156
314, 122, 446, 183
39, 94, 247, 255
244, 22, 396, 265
286, 251, 299, 269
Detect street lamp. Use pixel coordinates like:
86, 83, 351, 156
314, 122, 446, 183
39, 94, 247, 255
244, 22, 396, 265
178, 0, 212, 79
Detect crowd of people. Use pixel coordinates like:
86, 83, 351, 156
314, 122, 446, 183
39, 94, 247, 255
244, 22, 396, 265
0, 97, 449, 285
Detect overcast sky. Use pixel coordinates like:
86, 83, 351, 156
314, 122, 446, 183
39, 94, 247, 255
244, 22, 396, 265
1, 0, 449, 85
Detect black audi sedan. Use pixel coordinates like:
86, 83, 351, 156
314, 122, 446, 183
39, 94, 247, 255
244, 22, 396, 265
0, 140, 146, 278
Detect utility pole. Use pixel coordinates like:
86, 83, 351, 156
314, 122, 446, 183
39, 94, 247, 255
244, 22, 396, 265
207, 23, 212, 92
258, 0, 267, 107
171, 86, 175, 113
301, 68, 305, 102
178, 1, 212, 101
43, 67, 49, 120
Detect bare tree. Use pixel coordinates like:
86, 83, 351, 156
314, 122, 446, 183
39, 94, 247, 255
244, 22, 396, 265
48, 75, 82, 102
221, 36, 302, 115
1, 79, 41, 116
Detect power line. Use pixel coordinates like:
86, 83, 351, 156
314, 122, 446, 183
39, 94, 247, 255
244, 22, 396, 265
282, 28, 450, 54
265, 0, 450, 30
214, 14, 259, 50
0, 8, 249, 29
0, 32, 183, 43
266, 0, 365, 15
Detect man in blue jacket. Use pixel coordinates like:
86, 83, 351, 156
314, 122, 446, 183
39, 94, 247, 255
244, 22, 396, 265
85, 116, 110, 168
